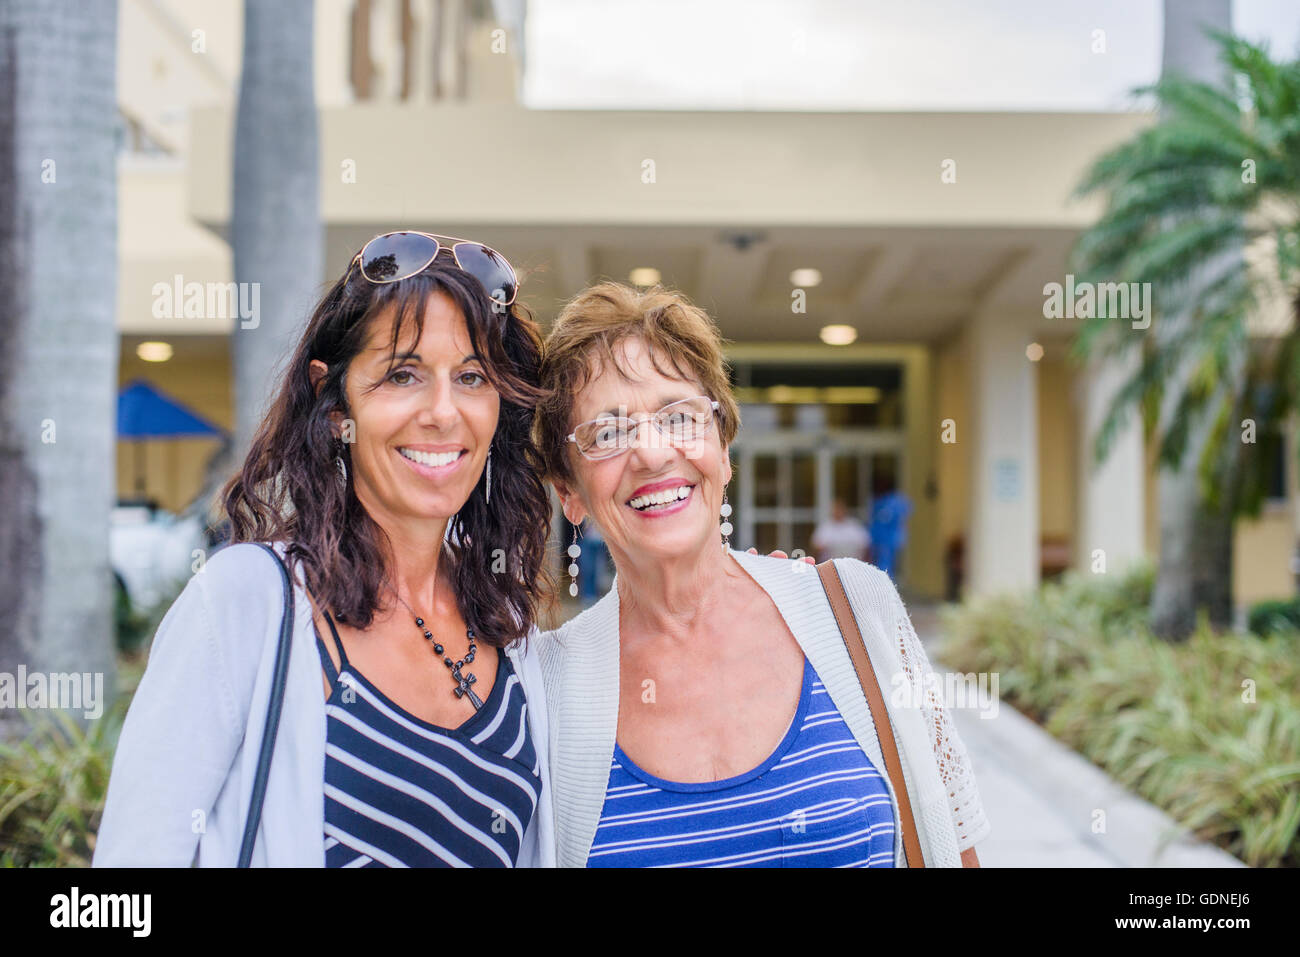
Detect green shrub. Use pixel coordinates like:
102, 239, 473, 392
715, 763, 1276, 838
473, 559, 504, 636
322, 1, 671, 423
940, 562, 1155, 722
4, 592, 153, 867
115, 574, 186, 656
0, 702, 127, 867
941, 561, 1300, 868
113, 573, 150, 655
1247, 597, 1300, 638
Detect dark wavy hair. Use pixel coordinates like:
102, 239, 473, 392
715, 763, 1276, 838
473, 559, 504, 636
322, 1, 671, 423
219, 248, 551, 647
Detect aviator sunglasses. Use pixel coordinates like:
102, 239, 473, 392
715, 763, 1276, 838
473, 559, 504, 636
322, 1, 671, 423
350, 230, 519, 307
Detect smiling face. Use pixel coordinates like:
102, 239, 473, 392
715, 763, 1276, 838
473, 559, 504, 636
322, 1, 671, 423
311, 291, 500, 535
554, 336, 732, 569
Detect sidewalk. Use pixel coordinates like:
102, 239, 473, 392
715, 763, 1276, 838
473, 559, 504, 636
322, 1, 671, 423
906, 602, 1246, 868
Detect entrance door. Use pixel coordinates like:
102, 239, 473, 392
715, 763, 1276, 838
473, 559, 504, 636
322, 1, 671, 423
730, 431, 905, 560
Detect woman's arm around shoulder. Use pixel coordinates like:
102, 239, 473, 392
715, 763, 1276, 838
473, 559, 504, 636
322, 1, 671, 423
92, 545, 263, 866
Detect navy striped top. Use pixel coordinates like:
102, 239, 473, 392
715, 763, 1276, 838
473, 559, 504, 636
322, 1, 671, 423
587, 657, 895, 867
315, 612, 541, 867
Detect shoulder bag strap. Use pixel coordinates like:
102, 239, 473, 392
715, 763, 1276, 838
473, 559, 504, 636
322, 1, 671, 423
238, 542, 296, 867
816, 560, 925, 868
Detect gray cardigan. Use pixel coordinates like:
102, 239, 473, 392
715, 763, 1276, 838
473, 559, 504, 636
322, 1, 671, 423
93, 541, 556, 867
537, 549, 990, 867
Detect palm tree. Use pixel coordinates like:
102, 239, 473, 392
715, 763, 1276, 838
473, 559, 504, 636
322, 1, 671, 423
0, 0, 120, 716
231, 0, 322, 459
1070, 20, 1300, 638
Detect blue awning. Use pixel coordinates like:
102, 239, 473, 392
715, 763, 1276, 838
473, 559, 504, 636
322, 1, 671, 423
117, 379, 226, 440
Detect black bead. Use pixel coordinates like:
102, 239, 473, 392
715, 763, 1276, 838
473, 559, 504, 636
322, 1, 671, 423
415, 617, 424, 627
466, 627, 475, 638
443, 657, 453, 667
433, 643, 444, 654
423, 631, 433, 640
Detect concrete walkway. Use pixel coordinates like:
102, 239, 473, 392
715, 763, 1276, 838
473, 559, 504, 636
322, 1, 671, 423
907, 602, 1245, 868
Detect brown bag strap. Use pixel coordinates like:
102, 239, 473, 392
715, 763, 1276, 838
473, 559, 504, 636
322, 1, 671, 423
816, 561, 925, 868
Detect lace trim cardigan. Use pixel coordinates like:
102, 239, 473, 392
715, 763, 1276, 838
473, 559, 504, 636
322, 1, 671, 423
536, 549, 991, 868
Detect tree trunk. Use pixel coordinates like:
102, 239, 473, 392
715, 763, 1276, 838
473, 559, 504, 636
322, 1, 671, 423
231, 0, 322, 460
1192, 503, 1236, 627
0, 0, 119, 720
1150, 0, 1236, 639
1150, 465, 1199, 639
1150, 304, 1244, 638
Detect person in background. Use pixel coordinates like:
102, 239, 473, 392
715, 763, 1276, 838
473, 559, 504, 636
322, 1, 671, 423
869, 478, 912, 579
811, 498, 870, 563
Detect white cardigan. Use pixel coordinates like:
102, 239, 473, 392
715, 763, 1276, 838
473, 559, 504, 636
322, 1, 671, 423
93, 541, 556, 868
537, 549, 991, 867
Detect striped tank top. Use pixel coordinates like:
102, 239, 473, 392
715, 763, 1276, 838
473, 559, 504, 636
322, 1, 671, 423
314, 612, 541, 867
587, 656, 895, 867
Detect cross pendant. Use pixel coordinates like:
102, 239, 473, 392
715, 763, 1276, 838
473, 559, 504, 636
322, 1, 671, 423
452, 667, 483, 710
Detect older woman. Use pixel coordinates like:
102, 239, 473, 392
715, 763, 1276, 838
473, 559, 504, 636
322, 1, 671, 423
95, 232, 555, 867
534, 282, 990, 867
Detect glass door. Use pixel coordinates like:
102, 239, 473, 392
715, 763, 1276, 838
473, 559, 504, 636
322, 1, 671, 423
731, 433, 905, 558
742, 449, 818, 556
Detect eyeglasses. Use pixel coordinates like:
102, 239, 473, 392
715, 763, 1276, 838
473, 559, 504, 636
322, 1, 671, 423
567, 395, 721, 461
350, 230, 519, 307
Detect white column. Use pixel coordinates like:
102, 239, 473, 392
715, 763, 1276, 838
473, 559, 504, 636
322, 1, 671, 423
1074, 351, 1146, 575
966, 306, 1040, 596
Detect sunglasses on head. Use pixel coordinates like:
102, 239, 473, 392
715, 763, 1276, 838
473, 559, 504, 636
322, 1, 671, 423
350, 230, 519, 308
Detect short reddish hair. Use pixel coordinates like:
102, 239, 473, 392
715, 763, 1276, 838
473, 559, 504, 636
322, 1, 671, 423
535, 281, 740, 485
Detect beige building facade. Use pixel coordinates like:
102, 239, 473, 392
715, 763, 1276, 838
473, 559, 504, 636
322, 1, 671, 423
115, 0, 1298, 606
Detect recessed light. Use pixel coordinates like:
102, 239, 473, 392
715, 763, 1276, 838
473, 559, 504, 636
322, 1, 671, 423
629, 267, 660, 286
790, 268, 822, 288
819, 324, 858, 346
137, 341, 173, 362
1026, 342, 1044, 362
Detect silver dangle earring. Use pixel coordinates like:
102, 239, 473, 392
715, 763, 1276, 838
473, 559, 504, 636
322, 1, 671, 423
719, 491, 733, 550
567, 525, 582, 598
485, 449, 492, 505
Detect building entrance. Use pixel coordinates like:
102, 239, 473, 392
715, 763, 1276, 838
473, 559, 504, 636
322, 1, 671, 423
730, 431, 905, 560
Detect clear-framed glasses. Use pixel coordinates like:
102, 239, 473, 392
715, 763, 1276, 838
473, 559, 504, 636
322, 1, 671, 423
567, 395, 721, 461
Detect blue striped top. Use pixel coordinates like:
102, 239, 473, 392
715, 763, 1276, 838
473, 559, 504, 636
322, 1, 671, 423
315, 612, 541, 867
588, 656, 895, 867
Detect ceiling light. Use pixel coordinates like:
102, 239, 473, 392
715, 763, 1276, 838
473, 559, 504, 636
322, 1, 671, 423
819, 324, 858, 346
629, 267, 660, 286
790, 268, 822, 288
1026, 342, 1044, 362
137, 341, 173, 362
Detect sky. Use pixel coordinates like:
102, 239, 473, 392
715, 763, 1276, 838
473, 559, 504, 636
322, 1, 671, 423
522, 0, 1300, 111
